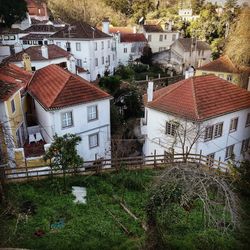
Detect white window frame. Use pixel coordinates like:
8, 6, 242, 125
225, 144, 234, 160
124, 48, 127, 53
226, 74, 232, 81
76, 42, 81, 51
159, 34, 163, 41
172, 34, 176, 41
76, 59, 82, 67
101, 41, 104, 49
148, 35, 151, 42
204, 126, 213, 141
102, 56, 104, 65
94, 42, 97, 51
229, 117, 238, 133
165, 121, 178, 136
87, 105, 98, 122
246, 113, 250, 127
108, 40, 110, 48
241, 138, 250, 153
11, 99, 15, 113
89, 133, 99, 148
95, 58, 98, 67
214, 122, 223, 138
61, 111, 73, 128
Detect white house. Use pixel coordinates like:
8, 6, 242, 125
2, 44, 71, 72
178, 9, 199, 22
49, 22, 117, 81
170, 38, 211, 69
27, 64, 112, 161
140, 24, 180, 53
101, 18, 147, 66
141, 75, 250, 165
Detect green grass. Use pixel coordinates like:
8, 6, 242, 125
0, 170, 154, 250
0, 169, 249, 250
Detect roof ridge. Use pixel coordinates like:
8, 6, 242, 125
50, 66, 71, 106
191, 77, 200, 120
151, 80, 185, 103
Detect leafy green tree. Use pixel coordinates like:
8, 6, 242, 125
191, 0, 205, 14
44, 134, 83, 190
141, 44, 153, 65
0, 0, 27, 27
99, 75, 122, 95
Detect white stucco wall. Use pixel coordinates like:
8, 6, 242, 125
34, 98, 111, 161
12, 57, 68, 70
144, 31, 180, 53
142, 107, 250, 164
49, 38, 117, 81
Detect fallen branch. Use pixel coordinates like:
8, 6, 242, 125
120, 202, 148, 231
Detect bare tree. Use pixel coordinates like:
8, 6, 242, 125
145, 164, 240, 249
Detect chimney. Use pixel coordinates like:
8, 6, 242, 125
67, 55, 76, 74
147, 81, 154, 102
102, 17, 109, 34
41, 45, 48, 59
168, 20, 173, 31
22, 53, 32, 72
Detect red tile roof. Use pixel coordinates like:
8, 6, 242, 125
0, 64, 32, 101
197, 55, 250, 74
120, 33, 147, 43
28, 64, 111, 110
109, 27, 134, 34
2, 45, 70, 64
147, 75, 250, 121
50, 22, 111, 39
143, 24, 164, 33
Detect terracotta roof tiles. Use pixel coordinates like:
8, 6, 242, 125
2, 45, 70, 64
28, 64, 111, 109
197, 55, 250, 74
147, 75, 250, 121
143, 24, 164, 33
120, 33, 147, 43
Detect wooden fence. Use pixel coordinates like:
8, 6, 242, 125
1, 152, 230, 183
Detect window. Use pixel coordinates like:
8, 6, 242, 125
23, 41, 28, 45
159, 34, 163, 41
61, 111, 73, 128
102, 56, 104, 65
76, 59, 82, 67
89, 133, 99, 148
226, 75, 232, 81
225, 144, 234, 160
206, 153, 215, 167
101, 41, 104, 49
87, 105, 98, 121
76, 42, 81, 51
172, 34, 176, 41
148, 35, 152, 42
164, 35, 167, 39
33, 40, 38, 45
94, 42, 97, 50
124, 48, 127, 53
241, 138, 250, 153
9, 35, 15, 40
108, 55, 110, 65
246, 113, 250, 127
4, 35, 9, 40
66, 42, 71, 52
204, 126, 213, 141
229, 117, 238, 132
214, 122, 223, 138
165, 121, 178, 136
56, 42, 61, 47
131, 46, 136, 53
108, 40, 110, 48
11, 99, 15, 113
95, 58, 98, 67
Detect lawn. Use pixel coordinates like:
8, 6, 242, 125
0, 169, 249, 250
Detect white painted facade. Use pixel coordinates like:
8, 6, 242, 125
113, 34, 146, 65
178, 9, 199, 22
142, 30, 180, 53
171, 40, 211, 69
10, 56, 69, 71
49, 38, 116, 81
34, 99, 111, 161
142, 107, 250, 164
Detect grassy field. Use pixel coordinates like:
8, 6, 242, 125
0, 169, 249, 250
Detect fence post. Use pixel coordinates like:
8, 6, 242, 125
154, 150, 157, 169
218, 157, 221, 171
199, 150, 202, 165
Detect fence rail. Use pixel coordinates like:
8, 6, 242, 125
1, 152, 230, 183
